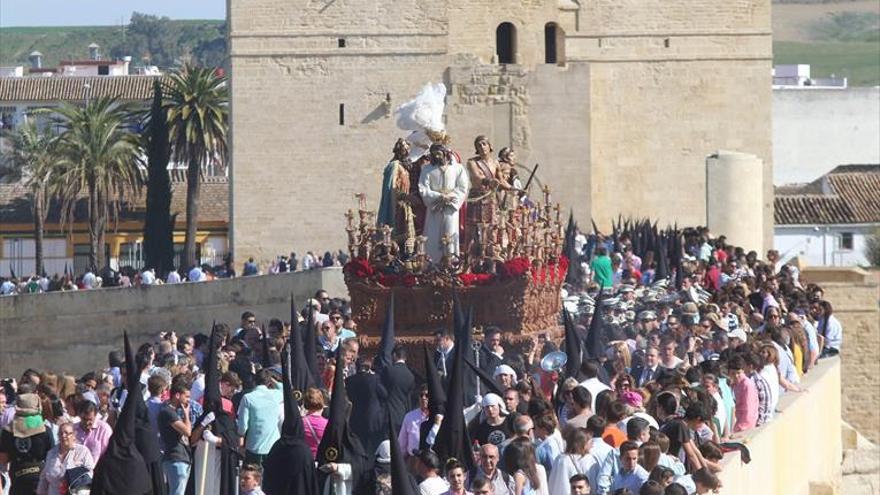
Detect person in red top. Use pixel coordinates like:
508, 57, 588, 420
727, 356, 758, 433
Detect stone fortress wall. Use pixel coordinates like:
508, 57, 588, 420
802, 267, 880, 445
228, 0, 773, 266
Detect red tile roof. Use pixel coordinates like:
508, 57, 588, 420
0, 75, 163, 102
775, 165, 880, 225
0, 176, 228, 228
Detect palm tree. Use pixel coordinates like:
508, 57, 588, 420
164, 64, 228, 270
52, 97, 144, 270
0, 120, 59, 276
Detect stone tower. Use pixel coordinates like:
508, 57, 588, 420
228, 0, 772, 264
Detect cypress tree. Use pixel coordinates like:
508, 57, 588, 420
143, 80, 174, 276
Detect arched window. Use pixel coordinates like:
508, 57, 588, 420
496, 22, 517, 64
544, 22, 565, 64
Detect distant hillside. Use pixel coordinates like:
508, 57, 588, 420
772, 0, 879, 85
0, 13, 226, 69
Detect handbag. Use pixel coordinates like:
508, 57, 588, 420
64, 465, 92, 493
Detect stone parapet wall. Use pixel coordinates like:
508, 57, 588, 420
717, 357, 842, 495
0, 268, 347, 378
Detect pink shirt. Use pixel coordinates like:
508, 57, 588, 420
75, 419, 113, 462
302, 413, 328, 458
732, 377, 758, 432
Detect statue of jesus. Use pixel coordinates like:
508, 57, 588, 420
418, 144, 470, 263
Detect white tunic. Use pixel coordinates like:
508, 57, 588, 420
418, 160, 469, 263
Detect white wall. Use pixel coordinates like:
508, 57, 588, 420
774, 224, 875, 266
1, 237, 70, 277
773, 87, 880, 185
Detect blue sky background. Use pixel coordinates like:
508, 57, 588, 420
1, 0, 226, 27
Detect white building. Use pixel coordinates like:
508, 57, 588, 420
774, 165, 879, 267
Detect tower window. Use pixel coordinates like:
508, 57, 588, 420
544, 22, 565, 64
496, 22, 517, 64
338, 38, 346, 48
339, 103, 345, 126
840, 232, 854, 250
664, 38, 671, 48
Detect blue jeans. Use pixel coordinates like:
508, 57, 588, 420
162, 460, 191, 495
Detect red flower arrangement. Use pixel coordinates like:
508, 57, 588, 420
458, 273, 495, 286
343, 258, 374, 279
500, 257, 531, 279
376, 273, 418, 287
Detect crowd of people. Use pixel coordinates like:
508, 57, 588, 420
0, 225, 844, 495
0, 249, 351, 296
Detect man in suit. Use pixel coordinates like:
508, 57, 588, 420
381, 344, 416, 436
433, 330, 455, 388
345, 357, 388, 457
478, 327, 505, 377
631, 345, 661, 387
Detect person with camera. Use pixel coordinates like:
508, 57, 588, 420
36, 421, 94, 495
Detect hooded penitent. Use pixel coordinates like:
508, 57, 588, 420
374, 294, 396, 372
199, 326, 242, 495
131, 339, 166, 495
90, 331, 152, 495
302, 304, 320, 385
453, 294, 479, 407
291, 297, 317, 395
563, 309, 583, 380
388, 411, 419, 495
316, 348, 372, 494
419, 345, 447, 452
433, 309, 476, 474
262, 339, 320, 495
564, 210, 580, 286
584, 295, 607, 361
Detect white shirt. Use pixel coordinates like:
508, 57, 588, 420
549, 454, 599, 495
419, 475, 450, 495
188, 267, 206, 282
578, 378, 611, 412
398, 408, 428, 456
0, 280, 15, 295
82, 271, 96, 289
166, 271, 182, 284
141, 270, 156, 285
820, 315, 843, 351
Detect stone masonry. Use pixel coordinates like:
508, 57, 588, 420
802, 268, 880, 445
228, 0, 773, 265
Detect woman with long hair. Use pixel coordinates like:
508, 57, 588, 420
548, 427, 597, 495
502, 436, 548, 495
814, 300, 842, 356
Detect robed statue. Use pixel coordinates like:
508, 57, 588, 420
377, 138, 420, 253
418, 144, 470, 263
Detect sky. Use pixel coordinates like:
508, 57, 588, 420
0, 0, 226, 27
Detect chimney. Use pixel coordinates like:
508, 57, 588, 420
122, 56, 132, 75
29, 51, 43, 69
88, 42, 100, 61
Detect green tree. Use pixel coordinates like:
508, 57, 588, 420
51, 97, 144, 270
164, 64, 228, 270
865, 228, 880, 267
0, 120, 59, 276
143, 80, 175, 275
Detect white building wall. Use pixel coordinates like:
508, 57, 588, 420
1, 237, 71, 277
773, 87, 880, 185
774, 225, 875, 267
